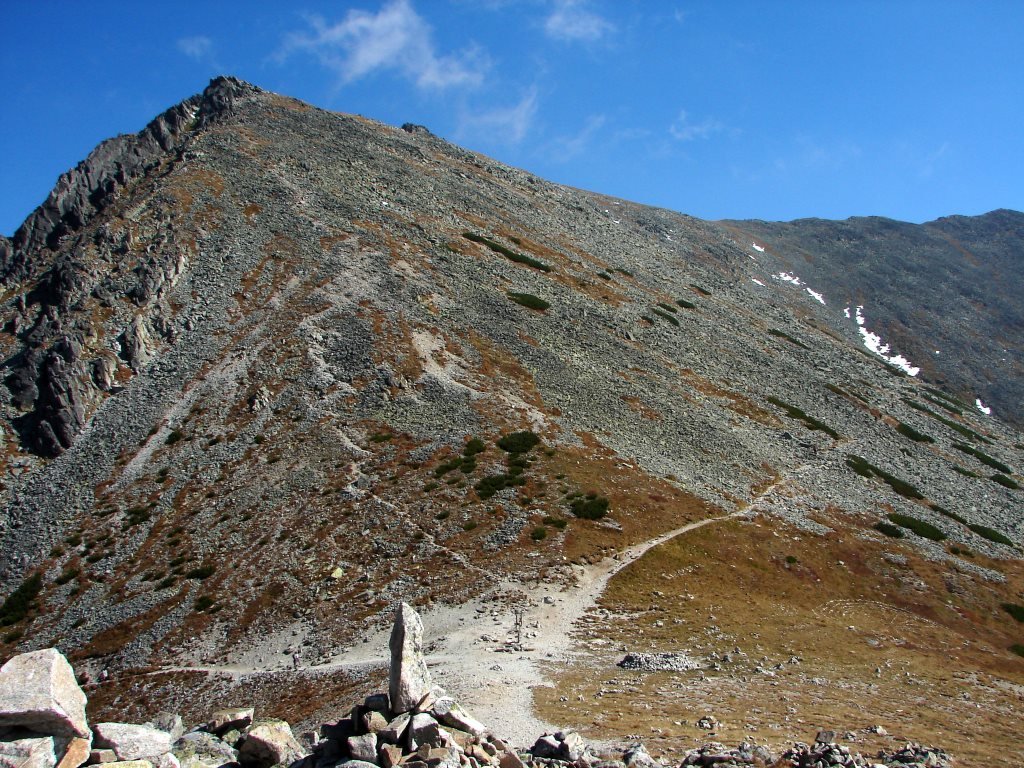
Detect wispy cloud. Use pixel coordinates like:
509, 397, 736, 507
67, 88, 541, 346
919, 141, 950, 178
549, 114, 606, 161
281, 0, 486, 90
669, 110, 725, 141
177, 36, 213, 62
460, 88, 539, 144
544, 0, 614, 42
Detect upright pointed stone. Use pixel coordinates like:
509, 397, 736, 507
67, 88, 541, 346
388, 603, 431, 714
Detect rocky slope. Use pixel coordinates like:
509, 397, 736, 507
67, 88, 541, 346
0, 77, 1022, 766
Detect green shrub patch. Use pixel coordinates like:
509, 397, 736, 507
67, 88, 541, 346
846, 455, 924, 500
675, 298, 696, 309
1002, 603, 1024, 623
990, 474, 1020, 490
874, 521, 905, 538
887, 513, 946, 541
968, 524, 1013, 546
895, 422, 935, 443
768, 397, 840, 438
768, 329, 811, 350
570, 495, 610, 520
0, 573, 43, 626
463, 233, 552, 272
498, 431, 540, 454
651, 308, 680, 327
507, 292, 550, 311
952, 443, 1012, 474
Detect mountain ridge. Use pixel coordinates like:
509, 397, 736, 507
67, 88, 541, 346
0, 76, 1022, 767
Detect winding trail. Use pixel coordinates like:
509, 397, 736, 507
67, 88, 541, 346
145, 505, 755, 745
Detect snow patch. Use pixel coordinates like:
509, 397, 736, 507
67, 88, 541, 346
805, 288, 826, 305
774, 271, 802, 286
751, 243, 765, 253
843, 307, 851, 319
975, 398, 992, 416
752, 278, 766, 286
853, 306, 920, 376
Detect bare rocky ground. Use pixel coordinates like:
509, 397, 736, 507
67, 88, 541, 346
0, 78, 1022, 767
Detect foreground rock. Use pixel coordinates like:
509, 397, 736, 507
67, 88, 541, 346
0, 649, 89, 738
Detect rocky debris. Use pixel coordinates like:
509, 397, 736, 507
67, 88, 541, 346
0, 736, 58, 768
92, 723, 173, 762
236, 720, 304, 768
679, 740, 954, 768
389, 603, 433, 713
616, 652, 700, 673
0, 648, 89, 738
205, 708, 253, 736
529, 731, 590, 763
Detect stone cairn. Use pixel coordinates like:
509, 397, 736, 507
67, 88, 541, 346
0, 604, 951, 768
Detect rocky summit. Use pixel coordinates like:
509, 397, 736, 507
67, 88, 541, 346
0, 77, 1022, 767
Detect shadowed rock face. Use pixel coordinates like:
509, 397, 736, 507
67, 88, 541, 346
0, 79, 1020, 760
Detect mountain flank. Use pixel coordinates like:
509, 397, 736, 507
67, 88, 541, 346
0, 77, 1022, 767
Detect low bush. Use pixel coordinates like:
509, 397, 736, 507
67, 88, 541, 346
1010, 644, 1024, 658
874, 521, 905, 538
990, 474, 1020, 490
570, 495, 610, 520
55, 567, 80, 586
768, 329, 811, 350
186, 564, 216, 580
968, 523, 1013, 546
507, 292, 550, 311
930, 504, 968, 525
768, 396, 840, 439
530, 526, 547, 541
165, 430, 185, 445
475, 473, 524, 500
498, 431, 540, 454
846, 455, 924, 499
464, 438, 486, 456
895, 422, 935, 443
690, 283, 712, 296
675, 298, 696, 309
194, 595, 216, 612
1001, 603, 1024, 623
463, 233, 552, 272
462, 520, 478, 532
543, 516, 568, 529
656, 302, 678, 314
0, 573, 43, 626
887, 513, 946, 541
953, 443, 1012, 473
651, 308, 680, 327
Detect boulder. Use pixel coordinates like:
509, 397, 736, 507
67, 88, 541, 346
407, 714, 440, 750
346, 734, 377, 764
90, 749, 118, 764
56, 736, 92, 768
622, 743, 658, 768
360, 712, 388, 735
171, 732, 238, 768
0, 736, 57, 768
0, 649, 89, 738
429, 698, 486, 739
376, 714, 409, 745
93, 723, 172, 761
378, 744, 402, 768
206, 708, 254, 736
237, 721, 303, 768
149, 715, 184, 742
99, 762, 154, 768
388, 604, 432, 714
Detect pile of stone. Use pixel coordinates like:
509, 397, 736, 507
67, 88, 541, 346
616, 653, 699, 673
296, 603, 523, 768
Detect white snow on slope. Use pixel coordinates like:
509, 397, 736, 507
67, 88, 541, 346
774, 271, 802, 286
843, 307, 851, 319
751, 243, 765, 253
975, 398, 992, 416
853, 306, 920, 376
752, 278, 765, 286
805, 288, 826, 305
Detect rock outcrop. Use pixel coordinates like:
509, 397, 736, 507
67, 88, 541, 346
389, 603, 433, 714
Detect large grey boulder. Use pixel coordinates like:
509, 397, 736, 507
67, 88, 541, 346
171, 732, 238, 768
0, 736, 57, 768
205, 708, 254, 736
237, 721, 303, 768
93, 723, 173, 762
0, 649, 89, 738
388, 604, 431, 714
429, 698, 486, 739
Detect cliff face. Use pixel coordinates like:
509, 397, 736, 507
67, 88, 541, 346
0, 78, 1021, 765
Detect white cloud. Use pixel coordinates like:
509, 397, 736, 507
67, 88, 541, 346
282, 0, 486, 90
461, 88, 538, 144
669, 110, 725, 141
177, 36, 213, 62
544, 0, 614, 42
550, 114, 606, 160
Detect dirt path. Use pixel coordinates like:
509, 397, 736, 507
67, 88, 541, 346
148, 503, 764, 746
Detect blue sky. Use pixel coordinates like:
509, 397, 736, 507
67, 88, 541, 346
2, 1, 1022, 236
